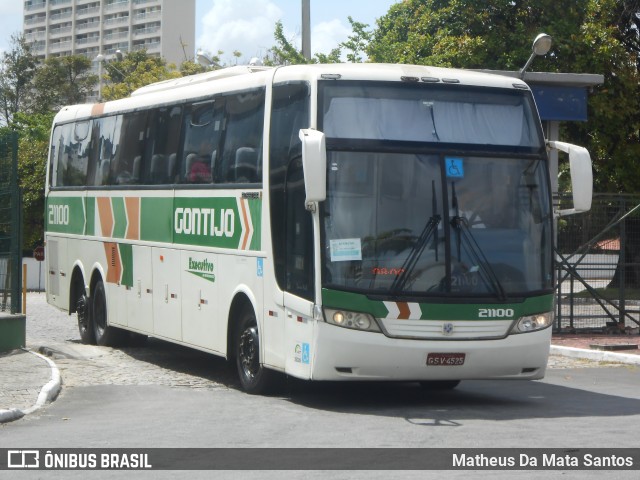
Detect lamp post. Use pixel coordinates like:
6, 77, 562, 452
196, 49, 221, 69
93, 53, 104, 102
519, 33, 552, 79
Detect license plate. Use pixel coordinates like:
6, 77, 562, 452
426, 353, 466, 366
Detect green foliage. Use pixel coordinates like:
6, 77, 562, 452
32, 55, 97, 113
265, 21, 342, 65
341, 17, 373, 63
10, 112, 54, 249
101, 50, 181, 101
0, 34, 38, 125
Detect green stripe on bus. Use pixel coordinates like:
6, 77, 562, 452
248, 197, 262, 250
119, 243, 133, 288
140, 197, 173, 242
112, 197, 127, 239
322, 288, 554, 321
85, 197, 95, 236
46, 197, 85, 235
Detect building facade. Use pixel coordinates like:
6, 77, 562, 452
23, 0, 195, 67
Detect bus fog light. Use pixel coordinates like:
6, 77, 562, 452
324, 308, 381, 332
512, 312, 552, 334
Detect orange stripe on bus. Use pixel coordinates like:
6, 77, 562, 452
91, 103, 105, 116
397, 302, 411, 320
96, 197, 113, 237
240, 199, 250, 250
104, 242, 121, 284
125, 197, 140, 240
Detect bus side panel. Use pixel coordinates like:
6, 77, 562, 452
152, 247, 182, 341
126, 245, 154, 334
217, 254, 264, 357
180, 250, 222, 354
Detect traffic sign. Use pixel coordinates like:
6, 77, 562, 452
34, 246, 45, 262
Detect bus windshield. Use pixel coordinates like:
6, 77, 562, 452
320, 82, 552, 299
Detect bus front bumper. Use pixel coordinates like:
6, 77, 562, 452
309, 321, 552, 381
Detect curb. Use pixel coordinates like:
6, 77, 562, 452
550, 345, 640, 366
0, 349, 61, 423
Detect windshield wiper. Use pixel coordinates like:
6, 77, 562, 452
450, 183, 506, 300
390, 180, 440, 295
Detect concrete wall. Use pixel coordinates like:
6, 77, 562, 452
22, 258, 46, 292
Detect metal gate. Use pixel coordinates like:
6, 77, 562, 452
555, 194, 640, 335
0, 131, 21, 314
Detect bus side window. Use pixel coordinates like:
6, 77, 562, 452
143, 105, 183, 185
52, 121, 90, 187
112, 111, 147, 185
220, 88, 265, 185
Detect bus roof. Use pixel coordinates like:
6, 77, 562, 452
53, 63, 529, 124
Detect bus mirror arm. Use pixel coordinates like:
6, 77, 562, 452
299, 129, 327, 210
547, 140, 593, 217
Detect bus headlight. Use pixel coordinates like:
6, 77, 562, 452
324, 308, 381, 333
511, 312, 553, 334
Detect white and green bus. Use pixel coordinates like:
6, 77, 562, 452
45, 63, 592, 393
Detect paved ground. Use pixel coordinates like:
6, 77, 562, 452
2, 292, 639, 423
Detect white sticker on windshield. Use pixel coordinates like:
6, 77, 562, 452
330, 238, 362, 262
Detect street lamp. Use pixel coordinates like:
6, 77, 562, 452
94, 53, 127, 102
196, 49, 220, 69
93, 54, 105, 101
519, 33, 552, 78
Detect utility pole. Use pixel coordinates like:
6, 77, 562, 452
302, 0, 311, 60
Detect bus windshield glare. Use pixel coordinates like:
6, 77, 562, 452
320, 82, 552, 298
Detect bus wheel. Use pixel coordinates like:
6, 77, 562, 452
76, 292, 95, 345
92, 280, 120, 346
419, 380, 461, 390
235, 306, 275, 394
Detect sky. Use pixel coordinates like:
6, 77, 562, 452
0, 0, 399, 62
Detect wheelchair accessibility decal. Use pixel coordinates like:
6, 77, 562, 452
445, 157, 464, 178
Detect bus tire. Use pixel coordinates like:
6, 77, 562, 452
419, 380, 461, 390
76, 292, 95, 345
235, 306, 276, 394
91, 279, 121, 346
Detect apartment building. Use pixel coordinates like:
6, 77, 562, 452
23, 0, 195, 67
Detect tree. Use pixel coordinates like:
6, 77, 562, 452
0, 34, 38, 125
9, 112, 54, 250
32, 55, 97, 113
266, 21, 341, 65
101, 50, 181, 101
341, 16, 373, 63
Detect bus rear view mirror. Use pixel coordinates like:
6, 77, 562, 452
548, 140, 593, 216
299, 129, 327, 208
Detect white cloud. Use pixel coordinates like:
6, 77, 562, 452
197, 0, 283, 63
311, 19, 351, 57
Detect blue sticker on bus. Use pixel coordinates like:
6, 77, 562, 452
445, 157, 464, 178
257, 258, 264, 277
302, 343, 310, 364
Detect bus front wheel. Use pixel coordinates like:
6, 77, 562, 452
235, 306, 276, 394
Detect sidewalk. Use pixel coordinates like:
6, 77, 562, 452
0, 348, 61, 423
0, 334, 638, 424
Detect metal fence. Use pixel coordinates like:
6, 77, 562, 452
555, 194, 640, 334
0, 131, 21, 314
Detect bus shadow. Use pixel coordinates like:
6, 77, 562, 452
280, 373, 640, 425
118, 337, 241, 389
117, 338, 640, 425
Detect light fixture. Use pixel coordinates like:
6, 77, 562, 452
519, 33, 552, 78
196, 49, 220, 69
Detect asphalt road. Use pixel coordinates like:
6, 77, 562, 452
1, 293, 638, 480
